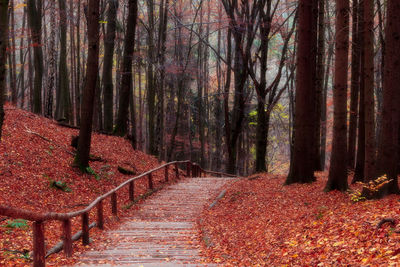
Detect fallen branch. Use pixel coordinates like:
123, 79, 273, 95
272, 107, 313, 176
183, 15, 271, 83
45, 222, 97, 258
24, 127, 74, 156
377, 218, 396, 229
248, 175, 260, 181
209, 189, 227, 209
118, 166, 136, 175
57, 122, 80, 130
89, 155, 103, 162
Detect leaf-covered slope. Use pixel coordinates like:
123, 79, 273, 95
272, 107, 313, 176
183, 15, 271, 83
0, 105, 173, 265
199, 173, 400, 266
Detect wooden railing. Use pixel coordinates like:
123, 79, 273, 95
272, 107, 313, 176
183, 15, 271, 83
0, 160, 236, 267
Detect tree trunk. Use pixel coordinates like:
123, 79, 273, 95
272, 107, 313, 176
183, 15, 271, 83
146, 0, 157, 155
363, 0, 375, 181
19, 7, 26, 109
56, 0, 71, 122
27, 0, 43, 114
9, 0, 17, 105
75, 2, 81, 126
73, 0, 100, 170
255, 97, 268, 172
325, 0, 349, 192
347, 0, 360, 170
45, 0, 56, 118
0, 0, 9, 140
155, 0, 169, 161
375, 0, 400, 195
314, 0, 325, 171
102, 0, 118, 133
285, 0, 317, 184
114, 0, 138, 137
353, 1, 365, 183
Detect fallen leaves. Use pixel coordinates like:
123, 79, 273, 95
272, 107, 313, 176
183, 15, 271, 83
198, 172, 400, 265
0, 105, 178, 266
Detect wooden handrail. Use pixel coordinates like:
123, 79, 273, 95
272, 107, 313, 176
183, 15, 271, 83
0, 160, 236, 267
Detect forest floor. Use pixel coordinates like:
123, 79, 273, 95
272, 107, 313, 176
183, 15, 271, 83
0, 105, 182, 266
198, 172, 400, 266
3, 105, 400, 266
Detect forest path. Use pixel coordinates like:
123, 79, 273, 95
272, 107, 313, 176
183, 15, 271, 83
74, 177, 232, 266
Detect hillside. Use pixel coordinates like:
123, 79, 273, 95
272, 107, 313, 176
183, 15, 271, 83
199, 173, 400, 266
0, 105, 175, 265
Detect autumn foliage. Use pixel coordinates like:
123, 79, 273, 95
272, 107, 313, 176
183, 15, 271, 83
0, 105, 177, 265
199, 173, 400, 265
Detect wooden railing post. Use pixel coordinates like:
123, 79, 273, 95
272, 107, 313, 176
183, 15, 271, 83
82, 212, 90, 245
148, 173, 154, 190
175, 163, 179, 179
63, 219, 72, 257
111, 192, 118, 216
97, 200, 104, 230
165, 165, 169, 182
33, 221, 45, 267
186, 162, 191, 177
129, 181, 134, 202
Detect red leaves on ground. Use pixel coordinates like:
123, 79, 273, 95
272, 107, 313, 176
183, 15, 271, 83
198, 173, 400, 266
0, 105, 176, 266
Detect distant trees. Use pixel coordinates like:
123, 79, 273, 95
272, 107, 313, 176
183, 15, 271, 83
0, 0, 9, 140
2, 0, 400, 191
221, 0, 258, 174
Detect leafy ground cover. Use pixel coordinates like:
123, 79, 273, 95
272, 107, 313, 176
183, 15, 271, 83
0, 105, 180, 266
198, 172, 400, 266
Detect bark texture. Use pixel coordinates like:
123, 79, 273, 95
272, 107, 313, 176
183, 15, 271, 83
325, 0, 349, 192
73, 0, 100, 170
285, 0, 317, 184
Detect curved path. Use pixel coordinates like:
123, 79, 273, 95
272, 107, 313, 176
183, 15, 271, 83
75, 177, 232, 266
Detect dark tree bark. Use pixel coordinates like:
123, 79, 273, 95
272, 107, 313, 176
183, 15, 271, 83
0, 0, 9, 140
325, 0, 349, 192
73, 0, 100, 170
285, 0, 317, 184
103, 0, 118, 133
45, 0, 56, 118
146, 0, 157, 155
9, 0, 17, 105
375, 0, 400, 195
19, 7, 26, 109
114, 0, 138, 137
314, 0, 325, 171
353, 1, 365, 183
27, 0, 43, 114
213, 4, 223, 171
155, 0, 169, 159
56, 0, 72, 123
347, 0, 360, 170
75, 2, 81, 126
363, 0, 375, 181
